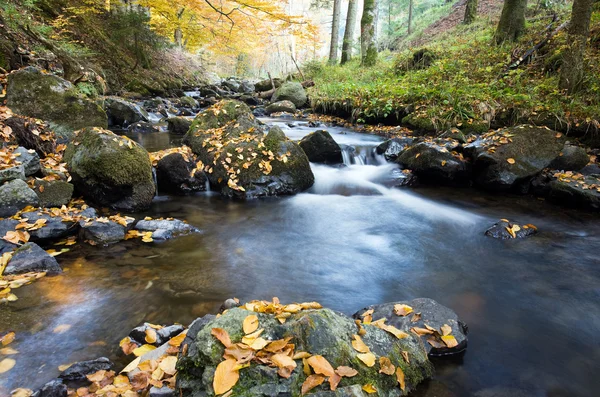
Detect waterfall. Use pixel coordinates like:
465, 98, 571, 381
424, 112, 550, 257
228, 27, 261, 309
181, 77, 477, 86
204, 177, 211, 192
152, 167, 159, 197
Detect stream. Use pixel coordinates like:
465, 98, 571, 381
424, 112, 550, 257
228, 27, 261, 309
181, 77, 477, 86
1, 117, 600, 396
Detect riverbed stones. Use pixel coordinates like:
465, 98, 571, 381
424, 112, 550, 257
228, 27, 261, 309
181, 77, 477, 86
473, 125, 564, 192
104, 97, 149, 127
548, 144, 589, 171
484, 220, 538, 239
63, 127, 155, 212
177, 306, 433, 396
166, 116, 192, 135
20, 211, 78, 241
265, 100, 296, 115
271, 81, 307, 108
397, 142, 471, 186
546, 174, 600, 211
79, 219, 126, 245
377, 138, 414, 162
4, 242, 62, 275
58, 357, 114, 381
255, 78, 282, 92
33, 180, 74, 208
6, 67, 107, 138
135, 218, 199, 240
0, 165, 26, 183
183, 100, 314, 198
0, 179, 39, 217
354, 298, 468, 357
13, 146, 41, 176
299, 130, 343, 164
155, 152, 207, 194
129, 323, 185, 346
0, 219, 18, 254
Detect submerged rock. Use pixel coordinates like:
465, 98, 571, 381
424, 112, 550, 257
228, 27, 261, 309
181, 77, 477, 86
135, 218, 199, 240
59, 357, 114, 381
397, 142, 471, 186
265, 100, 296, 115
155, 152, 207, 194
79, 219, 126, 245
64, 127, 155, 212
484, 220, 538, 239
0, 179, 39, 217
299, 130, 343, 164
104, 97, 149, 127
177, 306, 433, 396
4, 242, 62, 275
473, 125, 564, 192
272, 81, 307, 108
354, 298, 468, 357
183, 100, 314, 198
6, 67, 107, 138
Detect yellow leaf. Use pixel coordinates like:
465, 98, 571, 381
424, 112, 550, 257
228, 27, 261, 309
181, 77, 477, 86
396, 367, 406, 391
270, 353, 297, 369
394, 304, 413, 316
506, 158, 516, 164
306, 355, 335, 377
243, 315, 259, 334
1, 331, 15, 346
159, 356, 177, 375
380, 324, 410, 339
357, 352, 376, 367
0, 347, 18, 355
362, 384, 377, 394
0, 358, 16, 374
213, 358, 240, 395
211, 328, 232, 348
168, 330, 188, 347
145, 328, 157, 344
351, 334, 370, 353
133, 344, 157, 357
440, 324, 452, 336
301, 374, 325, 395
120, 357, 141, 373
335, 366, 358, 377
441, 160, 447, 166
441, 335, 458, 348
378, 356, 395, 375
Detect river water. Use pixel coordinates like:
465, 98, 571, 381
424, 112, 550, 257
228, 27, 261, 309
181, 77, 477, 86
1, 118, 600, 396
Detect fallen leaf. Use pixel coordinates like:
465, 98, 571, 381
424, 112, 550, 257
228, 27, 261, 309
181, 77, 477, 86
168, 330, 187, 347
351, 334, 370, 353
145, 328, 157, 344
362, 384, 377, 394
120, 357, 141, 373
53, 324, 71, 334
1, 332, 15, 346
301, 374, 325, 395
306, 355, 335, 377
224, 343, 254, 363
507, 158, 516, 164
426, 337, 446, 349
130, 371, 149, 390
411, 327, 434, 336
394, 304, 413, 316
0, 358, 16, 373
293, 351, 311, 360
357, 352, 376, 367
380, 324, 410, 339
213, 358, 240, 395
335, 366, 358, 377
396, 367, 406, 391
211, 328, 232, 348
243, 315, 259, 334
440, 324, 452, 336
133, 344, 157, 357
401, 351, 410, 364
410, 313, 421, 323
329, 372, 342, 391
159, 356, 177, 375
379, 356, 395, 375
0, 347, 18, 355
441, 335, 458, 348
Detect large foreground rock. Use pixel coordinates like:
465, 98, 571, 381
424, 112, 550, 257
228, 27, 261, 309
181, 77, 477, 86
183, 100, 314, 198
397, 142, 471, 186
177, 305, 433, 396
0, 179, 39, 217
354, 298, 468, 357
473, 126, 564, 192
4, 242, 62, 275
299, 130, 343, 164
272, 82, 307, 108
64, 127, 155, 212
6, 67, 107, 138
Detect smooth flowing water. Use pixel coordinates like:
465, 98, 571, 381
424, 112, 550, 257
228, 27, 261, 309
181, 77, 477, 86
1, 119, 600, 397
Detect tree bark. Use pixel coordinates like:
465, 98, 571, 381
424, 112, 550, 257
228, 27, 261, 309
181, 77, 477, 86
464, 0, 478, 24
329, 0, 343, 64
341, 0, 359, 64
361, 0, 378, 66
495, 0, 528, 43
559, 0, 594, 93
408, 0, 414, 35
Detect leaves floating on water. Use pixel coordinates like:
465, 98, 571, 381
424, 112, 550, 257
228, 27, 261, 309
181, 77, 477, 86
53, 324, 71, 334
0, 358, 16, 373
1, 331, 15, 346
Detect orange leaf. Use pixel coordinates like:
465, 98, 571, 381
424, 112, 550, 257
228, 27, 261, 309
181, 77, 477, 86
243, 315, 259, 334
213, 358, 240, 395
357, 352, 376, 367
211, 328, 232, 348
378, 356, 395, 375
335, 366, 358, 377
306, 355, 335, 377
329, 373, 342, 391
506, 158, 516, 164
351, 334, 370, 353
396, 367, 406, 391
301, 374, 325, 395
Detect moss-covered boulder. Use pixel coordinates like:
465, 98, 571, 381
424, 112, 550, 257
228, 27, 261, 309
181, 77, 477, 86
167, 117, 193, 135
63, 127, 155, 212
272, 82, 307, 108
0, 179, 39, 217
6, 67, 107, 139
255, 78, 282, 93
177, 304, 433, 397
397, 142, 471, 186
183, 100, 314, 198
33, 180, 74, 208
473, 125, 564, 192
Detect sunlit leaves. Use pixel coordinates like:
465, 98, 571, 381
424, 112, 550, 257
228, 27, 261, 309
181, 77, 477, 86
356, 352, 376, 367
306, 355, 335, 377
243, 315, 259, 334
213, 358, 240, 395
0, 358, 16, 374
301, 374, 325, 395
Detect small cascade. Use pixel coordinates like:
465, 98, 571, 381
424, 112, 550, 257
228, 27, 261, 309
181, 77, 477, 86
340, 145, 384, 166
152, 167, 159, 197
204, 177, 211, 192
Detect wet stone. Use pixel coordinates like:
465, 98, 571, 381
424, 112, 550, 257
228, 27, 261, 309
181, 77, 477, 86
0, 165, 26, 183
20, 211, 78, 241
59, 357, 114, 381
32, 379, 67, 397
484, 220, 538, 239
79, 220, 126, 245
4, 242, 62, 275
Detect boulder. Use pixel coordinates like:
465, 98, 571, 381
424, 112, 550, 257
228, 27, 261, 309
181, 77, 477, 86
177, 306, 433, 396
240, 95, 261, 106
166, 117, 193, 135
354, 298, 468, 357
272, 82, 307, 108
239, 81, 255, 94
156, 152, 207, 194
581, 164, 600, 176
135, 218, 199, 240
473, 126, 564, 192
183, 101, 314, 198
178, 96, 198, 109
0, 219, 19, 254
265, 100, 296, 115
20, 211, 78, 241
79, 219, 126, 245
104, 97, 149, 127
32, 379, 67, 397
255, 78, 282, 92
376, 138, 414, 162
6, 67, 107, 138
0, 165, 26, 184
222, 79, 241, 93
299, 130, 343, 164
549, 144, 589, 171
484, 220, 538, 239
14, 146, 41, 176
127, 121, 159, 134
33, 180, 74, 208
63, 127, 155, 212
546, 174, 600, 211
397, 142, 471, 186
3, 242, 62, 275
59, 357, 114, 381
0, 179, 39, 217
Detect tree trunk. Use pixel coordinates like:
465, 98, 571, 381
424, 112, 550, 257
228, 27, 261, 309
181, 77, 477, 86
408, 0, 414, 35
361, 0, 378, 66
464, 0, 478, 24
559, 0, 594, 93
341, 0, 359, 64
174, 28, 183, 48
495, 0, 528, 43
329, 0, 342, 64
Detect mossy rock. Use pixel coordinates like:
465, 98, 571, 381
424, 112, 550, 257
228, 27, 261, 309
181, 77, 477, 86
34, 180, 74, 208
183, 101, 314, 198
167, 117, 193, 135
177, 307, 433, 396
272, 82, 308, 108
63, 127, 155, 212
6, 67, 107, 139
401, 114, 436, 134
